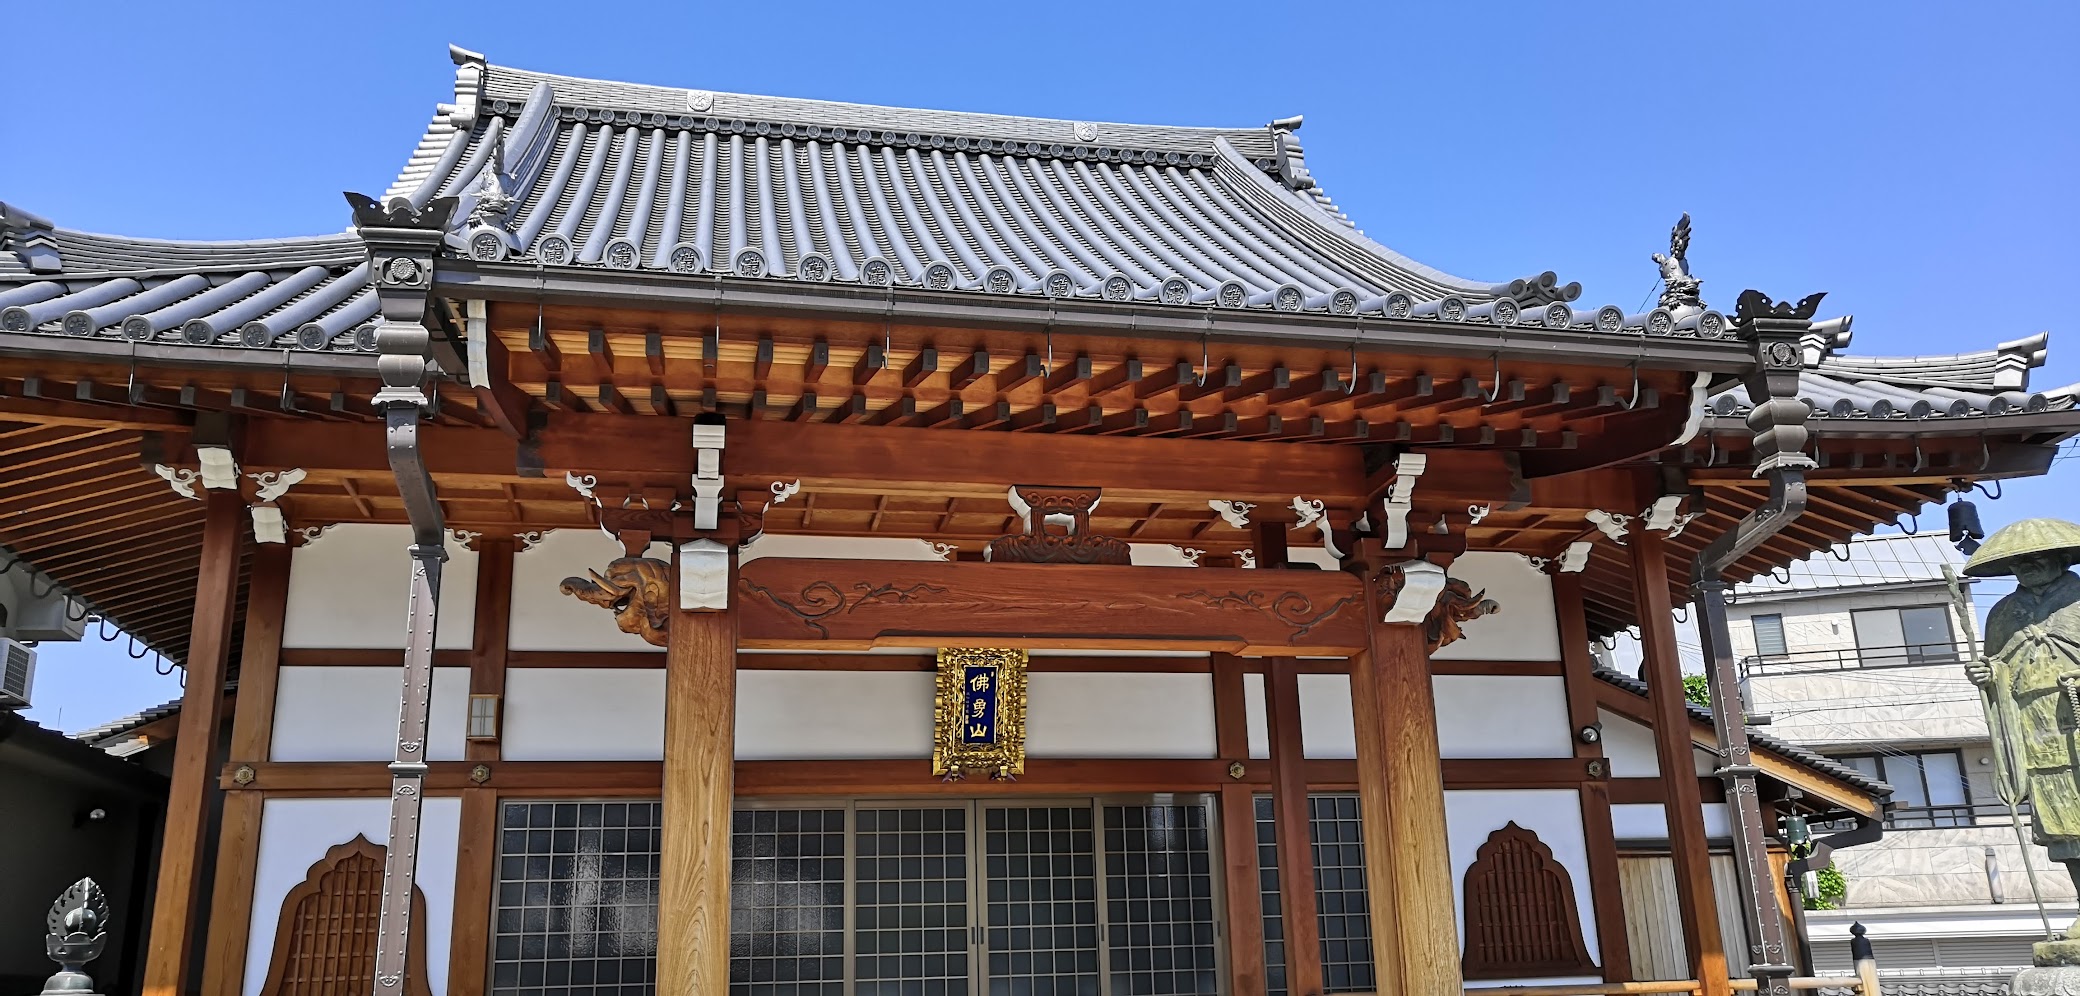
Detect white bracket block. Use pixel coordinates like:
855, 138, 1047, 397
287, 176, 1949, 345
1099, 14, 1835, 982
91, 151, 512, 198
1382, 559, 1448, 624
680, 538, 730, 611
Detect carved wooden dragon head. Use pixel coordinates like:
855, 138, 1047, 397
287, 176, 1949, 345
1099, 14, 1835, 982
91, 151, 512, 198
1427, 579, 1500, 652
559, 557, 672, 647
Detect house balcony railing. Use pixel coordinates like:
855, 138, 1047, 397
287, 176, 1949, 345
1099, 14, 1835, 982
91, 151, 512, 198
1816, 800, 2025, 833
1740, 641, 1971, 678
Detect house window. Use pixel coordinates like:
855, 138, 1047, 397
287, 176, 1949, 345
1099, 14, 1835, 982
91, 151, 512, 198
1851, 606, 1958, 666
1751, 615, 1788, 659
1839, 751, 1973, 827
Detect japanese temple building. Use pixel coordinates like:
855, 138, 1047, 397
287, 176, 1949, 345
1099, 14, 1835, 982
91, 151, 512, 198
5, 44, 2078, 996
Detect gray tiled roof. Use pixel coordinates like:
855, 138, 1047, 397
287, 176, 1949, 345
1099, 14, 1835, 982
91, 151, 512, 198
1592, 668, 1894, 802
1707, 333, 2075, 422
403, 49, 1614, 320
71, 693, 187, 748
0, 216, 378, 349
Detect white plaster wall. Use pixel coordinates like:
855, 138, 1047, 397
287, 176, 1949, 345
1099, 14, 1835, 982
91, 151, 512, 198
270, 666, 469, 762
1446, 789, 1599, 982
1611, 801, 1733, 840
1599, 709, 1660, 777
502, 668, 665, 760
1244, 672, 1269, 760
1433, 552, 1560, 662
508, 529, 664, 653
736, 670, 934, 759
1297, 672, 1355, 759
1435, 675, 1572, 758
282, 524, 477, 650
1026, 672, 1217, 757
243, 797, 459, 996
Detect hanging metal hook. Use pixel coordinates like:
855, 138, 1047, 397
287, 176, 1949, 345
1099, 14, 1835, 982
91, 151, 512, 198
1772, 564, 1795, 584
1619, 359, 1643, 411
64, 598, 90, 622
1482, 350, 1504, 403
95, 617, 117, 641
1672, 604, 1689, 623
1829, 542, 1854, 562
1599, 633, 1619, 651
1194, 315, 1211, 388
1346, 320, 1361, 395
26, 571, 61, 599
1042, 301, 1056, 379
126, 634, 150, 659
1896, 510, 1921, 535
1910, 435, 1927, 474
1975, 478, 2003, 500
1705, 432, 1719, 468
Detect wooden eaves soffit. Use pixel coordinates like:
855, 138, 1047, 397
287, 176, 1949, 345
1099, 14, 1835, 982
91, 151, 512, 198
0, 44, 2076, 659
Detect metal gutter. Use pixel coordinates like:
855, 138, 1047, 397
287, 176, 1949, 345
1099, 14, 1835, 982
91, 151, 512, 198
437, 260, 1759, 373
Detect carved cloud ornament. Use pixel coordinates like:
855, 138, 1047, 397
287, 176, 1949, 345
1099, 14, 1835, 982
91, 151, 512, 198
560, 557, 672, 647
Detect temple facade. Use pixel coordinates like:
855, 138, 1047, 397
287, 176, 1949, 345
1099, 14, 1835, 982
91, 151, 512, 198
4, 45, 2077, 996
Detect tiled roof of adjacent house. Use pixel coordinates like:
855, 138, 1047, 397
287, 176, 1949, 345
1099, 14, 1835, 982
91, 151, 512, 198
1707, 331, 2075, 422
1592, 667, 1894, 802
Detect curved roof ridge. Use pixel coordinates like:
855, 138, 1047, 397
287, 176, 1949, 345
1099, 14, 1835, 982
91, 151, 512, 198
480, 61, 1278, 159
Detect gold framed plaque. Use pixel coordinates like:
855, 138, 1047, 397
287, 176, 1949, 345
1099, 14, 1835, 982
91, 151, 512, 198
932, 648, 1028, 779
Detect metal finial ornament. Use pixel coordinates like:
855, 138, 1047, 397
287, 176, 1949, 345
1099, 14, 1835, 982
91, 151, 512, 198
42, 878, 110, 995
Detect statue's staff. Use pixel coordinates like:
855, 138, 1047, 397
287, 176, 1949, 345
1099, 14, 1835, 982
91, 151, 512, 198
1951, 564, 2056, 940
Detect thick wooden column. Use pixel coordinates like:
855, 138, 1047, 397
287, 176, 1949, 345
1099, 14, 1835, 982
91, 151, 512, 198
144, 490, 247, 996
1212, 654, 1267, 996
451, 538, 514, 996
1630, 530, 1730, 995
200, 543, 290, 996
1555, 573, 1632, 980
657, 544, 739, 996
1264, 660, 1323, 996
1351, 608, 1456, 996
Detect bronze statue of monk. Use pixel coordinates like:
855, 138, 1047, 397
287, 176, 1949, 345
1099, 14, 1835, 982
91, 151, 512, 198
1964, 519, 2080, 948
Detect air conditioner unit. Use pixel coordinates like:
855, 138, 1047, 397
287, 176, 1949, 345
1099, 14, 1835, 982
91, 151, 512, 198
0, 638, 36, 710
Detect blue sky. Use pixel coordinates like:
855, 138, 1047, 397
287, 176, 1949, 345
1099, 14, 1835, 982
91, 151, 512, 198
8, 1, 2077, 728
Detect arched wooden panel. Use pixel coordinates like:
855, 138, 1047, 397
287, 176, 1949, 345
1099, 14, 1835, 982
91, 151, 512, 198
258, 835, 434, 996
1461, 822, 1598, 980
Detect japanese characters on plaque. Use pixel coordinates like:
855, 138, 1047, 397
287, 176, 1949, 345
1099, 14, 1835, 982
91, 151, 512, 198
932, 648, 1028, 780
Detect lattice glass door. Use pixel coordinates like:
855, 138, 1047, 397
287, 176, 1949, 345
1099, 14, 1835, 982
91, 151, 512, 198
980, 805, 1102, 996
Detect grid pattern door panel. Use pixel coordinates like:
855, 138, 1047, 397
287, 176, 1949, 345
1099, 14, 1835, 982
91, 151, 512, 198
1308, 794, 1376, 995
493, 801, 662, 996
1102, 804, 1220, 996
731, 808, 848, 996
855, 807, 972, 996
982, 805, 1101, 996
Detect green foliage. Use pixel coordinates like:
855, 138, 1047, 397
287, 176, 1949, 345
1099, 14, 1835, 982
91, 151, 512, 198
1805, 862, 1848, 910
1682, 673, 1711, 708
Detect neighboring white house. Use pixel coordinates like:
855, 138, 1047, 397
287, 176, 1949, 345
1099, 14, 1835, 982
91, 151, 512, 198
1615, 532, 2071, 992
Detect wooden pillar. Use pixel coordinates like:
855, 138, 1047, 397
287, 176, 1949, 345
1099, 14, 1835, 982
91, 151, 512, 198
451, 538, 513, 996
1555, 573, 1632, 980
1351, 604, 1457, 996
1264, 660, 1323, 996
1212, 654, 1267, 996
144, 490, 247, 996
657, 544, 739, 996
199, 543, 289, 996
1630, 530, 1730, 995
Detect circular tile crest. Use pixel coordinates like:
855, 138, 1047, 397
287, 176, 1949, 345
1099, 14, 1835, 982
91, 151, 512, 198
1101, 274, 1133, 302
686, 89, 716, 112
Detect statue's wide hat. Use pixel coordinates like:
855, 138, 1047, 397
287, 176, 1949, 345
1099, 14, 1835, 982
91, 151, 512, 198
1963, 518, 2080, 577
